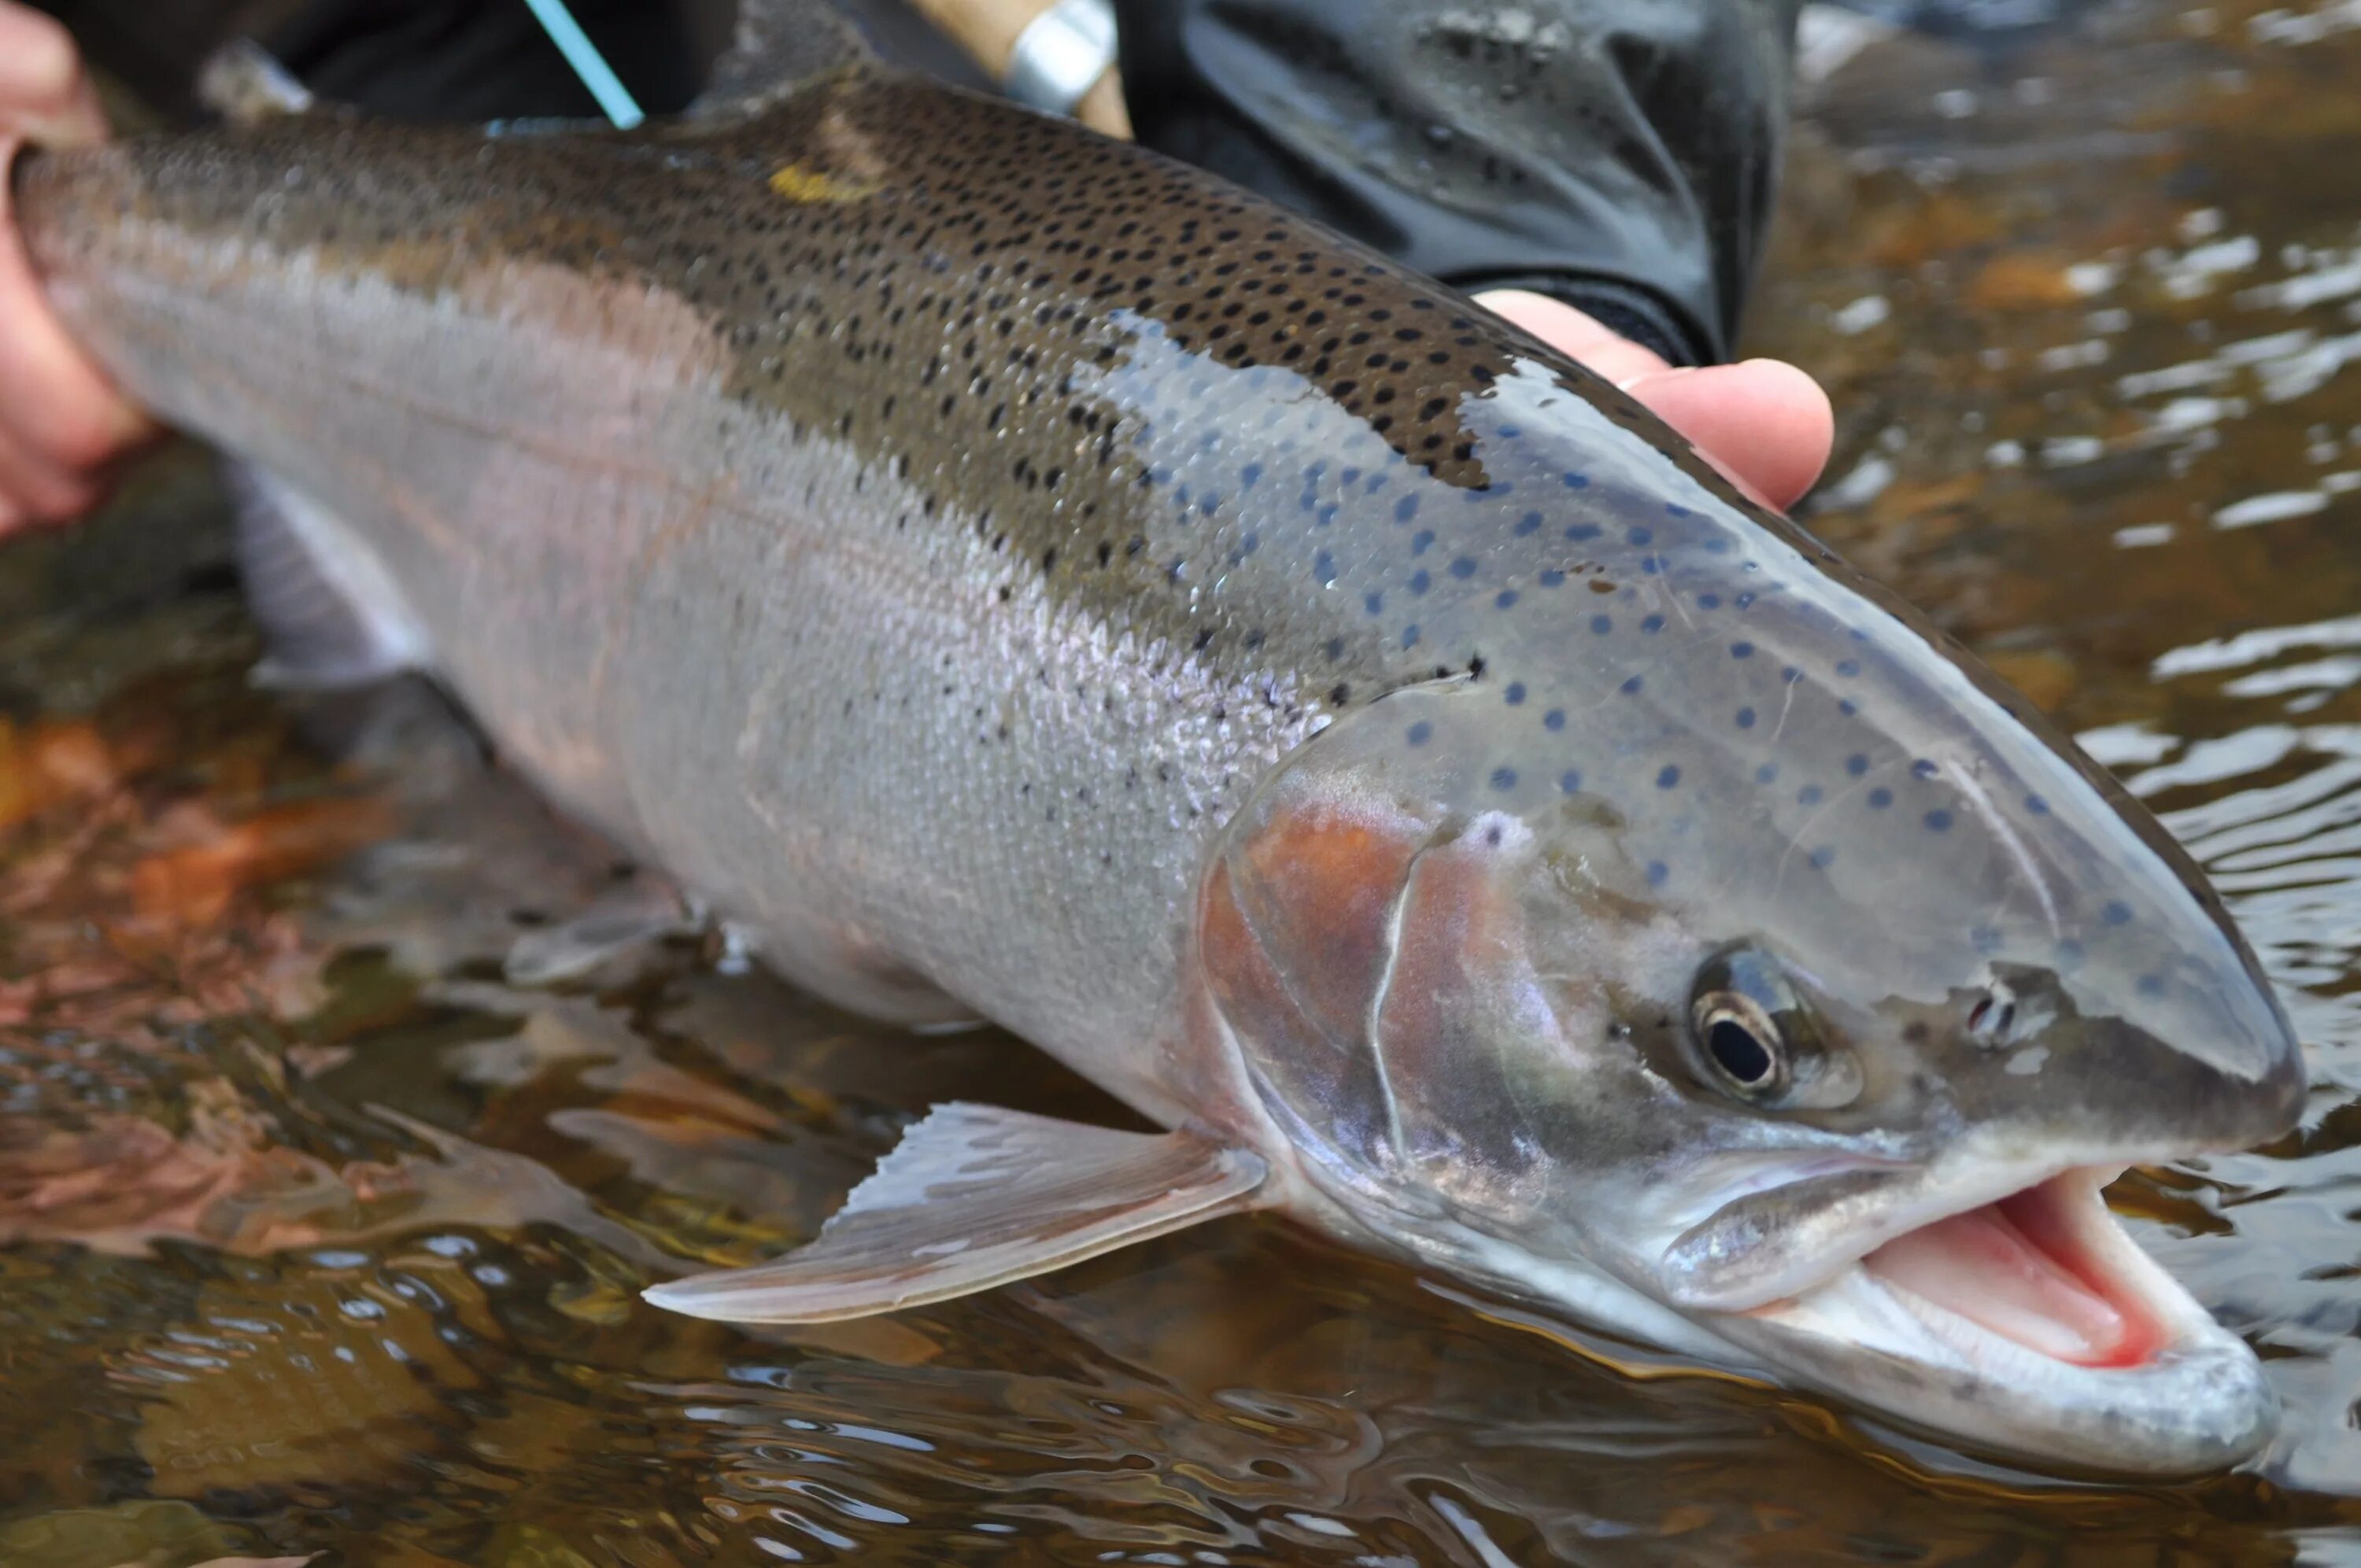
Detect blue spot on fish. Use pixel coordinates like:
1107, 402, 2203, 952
2026, 793, 2051, 814
1755, 762, 1778, 783
1642, 614, 1666, 634
1628, 527, 1654, 546
1736, 707, 1756, 729
1799, 784, 1824, 806
1846, 754, 1870, 777
1810, 847, 1836, 869
1409, 570, 1431, 595
1591, 614, 1613, 635
1567, 523, 1601, 542
1621, 675, 1644, 695
1411, 529, 1435, 555
1450, 557, 1478, 579
1731, 641, 1754, 659
1402, 624, 1421, 649
1562, 472, 1591, 489
1314, 550, 1336, 586
1544, 708, 1566, 731
1657, 765, 1681, 789
1836, 659, 1861, 678
1868, 788, 1893, 809
1925, 809, 1953, 832
1505, 682, 1527, 706
1514, 511, 1543, 536
1646, 860, 1669, 886
1395, 495, 1421, 523
1699, 593, 1721, 610
1495, 589, 1519, 609
2102, 900, 2133, 926
1365, 591, 1384, 614
1406, 721, 1433, 747
1560, 769, 1583, 792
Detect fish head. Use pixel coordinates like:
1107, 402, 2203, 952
1194, 504, 2302, 1473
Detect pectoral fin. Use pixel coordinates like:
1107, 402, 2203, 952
643, 1104, 1265, 1323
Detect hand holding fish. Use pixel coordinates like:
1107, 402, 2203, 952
0, 0, 153, 534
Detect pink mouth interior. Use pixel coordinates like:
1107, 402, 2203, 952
1860, 1175, 2163, 1367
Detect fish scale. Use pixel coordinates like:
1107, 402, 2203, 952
9, 13, 2307, 1474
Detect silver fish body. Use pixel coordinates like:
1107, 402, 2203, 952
13, 61, 2304, 1473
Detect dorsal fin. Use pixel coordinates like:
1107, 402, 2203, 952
689, 0, 878, 121
196, 40, 316, 124
643, 1104, 1266, 1323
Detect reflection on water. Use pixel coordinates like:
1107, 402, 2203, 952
3, 1, 2361, 1562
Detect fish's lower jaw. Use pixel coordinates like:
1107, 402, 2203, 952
1701, 1169, 2278, 1474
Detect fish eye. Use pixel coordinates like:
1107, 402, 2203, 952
1692, 992, 1788, 1097
1687, 946, 1812, 1102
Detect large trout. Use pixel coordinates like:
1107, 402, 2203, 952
11, 3, 2304, 1473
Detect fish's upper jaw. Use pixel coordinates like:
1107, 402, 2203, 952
1661, 1161, 2278, 1474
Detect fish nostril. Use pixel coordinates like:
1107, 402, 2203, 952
1966, 990, 2020, 1046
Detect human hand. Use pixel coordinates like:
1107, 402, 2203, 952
1477, 289, 1833, 514
0, 1, 156, 535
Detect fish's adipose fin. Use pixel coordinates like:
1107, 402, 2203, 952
688, 0, 878, 120
196, 40, 317, 124
643, 1103, 1266, 1323
229, 464, 429, 690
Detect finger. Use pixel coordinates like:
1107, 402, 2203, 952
1474, 289, 1673, 386
0, 414, 103, 530
0, 6, 107, 148
1623, 360, 1834, 512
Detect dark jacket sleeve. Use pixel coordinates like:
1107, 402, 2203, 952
1109, 0, 1801, 365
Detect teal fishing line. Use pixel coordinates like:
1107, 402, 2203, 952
520, 0, 645, 127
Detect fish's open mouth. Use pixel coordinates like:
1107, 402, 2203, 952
1845, 1168, 2169, 1367
1685, 1164, 2277, 1472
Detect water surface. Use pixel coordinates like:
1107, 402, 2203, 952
5, 2, 2361, 1562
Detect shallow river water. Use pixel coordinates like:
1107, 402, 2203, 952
5, 2, 2361, 1563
